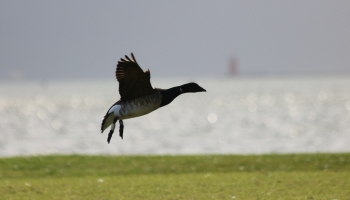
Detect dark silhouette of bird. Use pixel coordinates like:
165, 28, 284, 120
101, 53, 206, 143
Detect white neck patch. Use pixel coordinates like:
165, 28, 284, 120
180, 87, 183, 93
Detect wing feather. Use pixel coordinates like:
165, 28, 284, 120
115, 53, 154, 101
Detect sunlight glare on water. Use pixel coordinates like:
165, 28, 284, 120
1, 76, 350, 157
207, 113, 218, 123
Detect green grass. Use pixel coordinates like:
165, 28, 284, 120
1, 153, 350, 199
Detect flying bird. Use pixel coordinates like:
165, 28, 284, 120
101, 53, 206, 143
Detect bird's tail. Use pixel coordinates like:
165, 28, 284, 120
101, 113, 114, 133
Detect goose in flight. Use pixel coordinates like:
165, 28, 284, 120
101, 53, 206, 143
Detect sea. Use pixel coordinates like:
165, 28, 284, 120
1, 76, 350, 157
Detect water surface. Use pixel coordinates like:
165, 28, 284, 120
1, 76, 350, 157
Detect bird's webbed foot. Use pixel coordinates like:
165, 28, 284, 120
119, 120, 124, 139
107, 129, 114, 144
107, 118, 118, 144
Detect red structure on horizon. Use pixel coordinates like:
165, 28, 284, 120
228, 56, 238, 76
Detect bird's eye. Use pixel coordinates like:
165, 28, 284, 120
180, 88, 183, 93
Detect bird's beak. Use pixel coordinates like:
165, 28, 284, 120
199, 87, 206, 92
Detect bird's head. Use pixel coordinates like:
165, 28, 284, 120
180, 82, 206, 93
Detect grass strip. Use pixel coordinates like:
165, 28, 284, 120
1, 153, 350, 199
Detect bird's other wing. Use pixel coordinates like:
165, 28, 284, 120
115, 53, 154, 101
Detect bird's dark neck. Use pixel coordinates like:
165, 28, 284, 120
159, 86, 183, 107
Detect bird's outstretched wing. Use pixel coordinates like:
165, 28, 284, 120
116, 53, 154, 101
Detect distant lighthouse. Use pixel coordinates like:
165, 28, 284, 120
228, 56, 238, 76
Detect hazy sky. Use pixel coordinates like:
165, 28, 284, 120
1, 1, 350, 80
